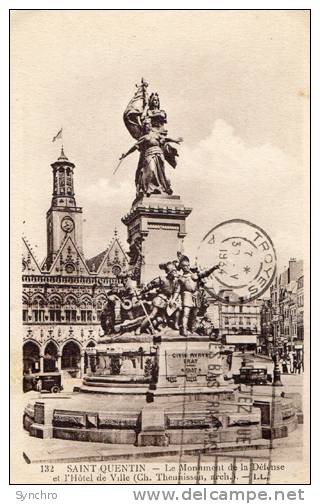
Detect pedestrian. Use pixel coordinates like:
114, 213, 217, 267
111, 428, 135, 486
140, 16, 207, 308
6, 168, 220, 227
282, 359, 288, 374
36, 377, 42, 395
293, 357, 298, 374
297, 360, 303, 374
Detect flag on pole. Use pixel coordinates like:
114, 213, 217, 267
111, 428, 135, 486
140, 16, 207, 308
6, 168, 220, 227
52, 128, 63, 142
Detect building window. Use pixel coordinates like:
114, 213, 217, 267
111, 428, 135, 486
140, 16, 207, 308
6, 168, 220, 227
22, 309, 28, 322
49, 310, 61, 322
31, 296, 45, 322
225, 318, 229, 326
81, 310, 93, 323
96, 298, 107, 322
297, 326, 304, 340
48, 297, 62, 322
239, 317, 243, 326
298, 277, 304, 289
65, 310, 77, 322
32, 309, 45, 322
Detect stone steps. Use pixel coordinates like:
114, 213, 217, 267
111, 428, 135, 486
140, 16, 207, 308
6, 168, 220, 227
23, 438, 271, 464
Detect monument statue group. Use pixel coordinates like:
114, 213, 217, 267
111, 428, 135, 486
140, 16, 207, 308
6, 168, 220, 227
100, 251, 219, 338
102, 78, 219, 339
101, 79, 218, 336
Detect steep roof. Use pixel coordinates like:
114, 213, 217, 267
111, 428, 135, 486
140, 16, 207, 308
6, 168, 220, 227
47, 234, 91, 276
23, 229, 129, 278
86, 249, 106, 273
22, 236, 42, 274
86, 235, 129, 277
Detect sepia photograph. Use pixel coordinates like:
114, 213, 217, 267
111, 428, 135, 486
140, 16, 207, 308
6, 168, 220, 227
10, 9, 310, 485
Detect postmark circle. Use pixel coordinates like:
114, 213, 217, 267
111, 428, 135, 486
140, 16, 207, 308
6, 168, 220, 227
197, 219, 277, 304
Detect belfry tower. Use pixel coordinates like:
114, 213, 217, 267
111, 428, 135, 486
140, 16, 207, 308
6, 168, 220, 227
46, 148, 83, 268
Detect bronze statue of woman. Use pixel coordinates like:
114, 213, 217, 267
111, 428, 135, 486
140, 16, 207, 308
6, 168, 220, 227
120, 121, 183, 197
121, 79, 183, 197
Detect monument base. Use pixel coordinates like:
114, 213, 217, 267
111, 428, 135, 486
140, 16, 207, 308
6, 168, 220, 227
23, 333, 301, 447
24, 396, 265, 446
77, 333, 236, 402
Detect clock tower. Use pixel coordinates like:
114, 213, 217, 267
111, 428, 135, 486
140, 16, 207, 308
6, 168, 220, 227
46, 148, 83, 268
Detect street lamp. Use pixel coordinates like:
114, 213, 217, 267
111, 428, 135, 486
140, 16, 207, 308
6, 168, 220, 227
271, 310, 283, 387
272, 346, 283, 386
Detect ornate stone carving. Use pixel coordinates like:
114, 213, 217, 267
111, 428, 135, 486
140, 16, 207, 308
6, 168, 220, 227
53, 411, 86, 428
98, 415, 138, 429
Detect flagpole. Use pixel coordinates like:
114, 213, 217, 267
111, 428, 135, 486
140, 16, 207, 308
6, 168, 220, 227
52, 127, 63, 144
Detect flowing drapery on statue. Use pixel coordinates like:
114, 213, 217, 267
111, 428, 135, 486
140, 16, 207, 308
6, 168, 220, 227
121, 79, 182, 197
123, 79, 148, 140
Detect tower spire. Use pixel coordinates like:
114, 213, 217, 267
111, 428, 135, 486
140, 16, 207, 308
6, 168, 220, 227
58, 146, 68, 161
46, 150, 83, 267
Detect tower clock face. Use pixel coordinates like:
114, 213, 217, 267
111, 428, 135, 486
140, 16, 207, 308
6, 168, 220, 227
61, 216, 74, 233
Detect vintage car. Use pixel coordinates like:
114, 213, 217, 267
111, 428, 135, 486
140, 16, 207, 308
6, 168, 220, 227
233, 367, 272, 385
23, 372, 64, 393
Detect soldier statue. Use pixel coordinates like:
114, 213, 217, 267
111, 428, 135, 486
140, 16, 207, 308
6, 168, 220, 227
137, 261, 181, 334
173, 254, 219, 336
100, 285, 121, 334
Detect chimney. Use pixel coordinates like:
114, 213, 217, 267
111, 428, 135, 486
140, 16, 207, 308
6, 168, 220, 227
288, 258, 297, 283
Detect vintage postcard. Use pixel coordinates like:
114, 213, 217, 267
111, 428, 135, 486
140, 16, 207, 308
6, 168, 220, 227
10, 9, 310, 485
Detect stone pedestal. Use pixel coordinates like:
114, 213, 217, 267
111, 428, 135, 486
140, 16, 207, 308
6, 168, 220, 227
137, 404, 169, 447
253, 397, 297, 439
80, 338, 157, 394
122, 194, 192, 285
29, 402, 54, 439
149, 335, 236, 402
79, 334, 236, 403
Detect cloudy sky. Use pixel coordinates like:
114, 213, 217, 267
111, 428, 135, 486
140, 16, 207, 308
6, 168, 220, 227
11, 10, 309, 271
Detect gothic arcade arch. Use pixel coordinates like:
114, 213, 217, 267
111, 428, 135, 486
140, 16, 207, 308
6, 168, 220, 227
84, 339, 97, 373
61, 339, 81, 373
23, 340, 40, 374
43, 340, 59, 372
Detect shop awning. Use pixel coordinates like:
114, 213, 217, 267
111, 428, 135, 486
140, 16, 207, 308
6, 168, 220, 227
225, 335, 257, 344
